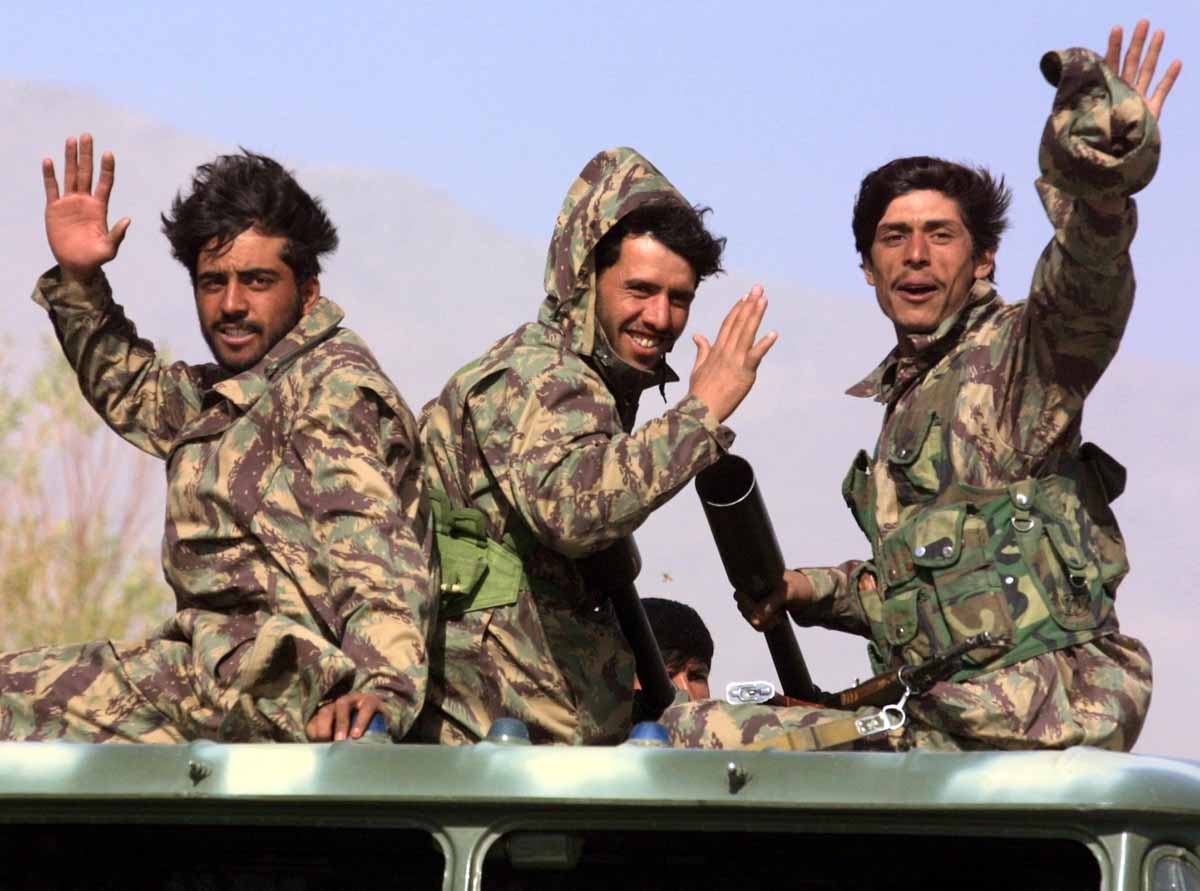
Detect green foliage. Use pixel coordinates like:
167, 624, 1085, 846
0, 341, 172, 649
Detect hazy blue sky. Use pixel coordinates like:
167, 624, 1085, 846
2, 0, 1195, 358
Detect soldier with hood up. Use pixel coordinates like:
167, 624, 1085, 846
417, 148, 775, 745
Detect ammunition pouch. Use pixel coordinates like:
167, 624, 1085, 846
429, 488, 544, 619
847, 445, 1126, 681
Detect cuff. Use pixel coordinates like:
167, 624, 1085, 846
797, 567, 840, 609
32, 266, 114, 317
673, 392, 735, 452
1038, 47, 1160, 201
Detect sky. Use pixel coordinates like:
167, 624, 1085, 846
0, 1, 1197, 756
2, 0, 1197, 355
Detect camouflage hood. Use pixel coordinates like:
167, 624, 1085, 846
541, 147, 689, 397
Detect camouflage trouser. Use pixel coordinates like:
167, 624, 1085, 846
662, 634, 1152, 752
0, 639, 212, 743
0, 611, 361, 743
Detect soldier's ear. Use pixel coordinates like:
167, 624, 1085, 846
861, 258, 877, 287
300, 276, 320, 313
973, 251, 995, 281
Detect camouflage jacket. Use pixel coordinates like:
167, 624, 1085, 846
798, 49, 1159, 680
32, 272, 432, 740
418, 148, 732, 745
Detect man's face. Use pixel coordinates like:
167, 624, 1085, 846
195, 229, 319, 372
863, 189, 994, 337
670, 659, 711, 701
595, 234, 696, 371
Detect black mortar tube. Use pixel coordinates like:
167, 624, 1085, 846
695, 454, 818, 701
579, 537, 677, 720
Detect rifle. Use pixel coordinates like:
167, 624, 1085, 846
578, 537, 677, 721
762, 633, 1007, 710
695, 454, 819, 702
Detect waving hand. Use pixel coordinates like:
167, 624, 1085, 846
1104, 20, 1182, 121
43, 134, 131, 283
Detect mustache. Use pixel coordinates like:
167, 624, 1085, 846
212, 317, 263, 334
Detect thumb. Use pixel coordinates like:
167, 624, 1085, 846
107, 216, 132, 251
692, 333, 711, 368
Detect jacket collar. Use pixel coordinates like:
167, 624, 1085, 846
208, 297, 345, 410
847, 280, 998, 404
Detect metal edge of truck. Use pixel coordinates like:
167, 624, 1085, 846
0, 742, 1197, 890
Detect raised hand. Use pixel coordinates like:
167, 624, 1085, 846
1104, 20, 1182, 120
687, 284, 777, 423
43, 134, 131, 283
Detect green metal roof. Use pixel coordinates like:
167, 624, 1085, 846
1, 741, 1197, 817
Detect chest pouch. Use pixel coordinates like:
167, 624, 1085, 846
1003, 481, 1115, 636
887, 410, 943, 504
842, 449, 877, 540
875, 503, 1017, 676
429, 488, 526, 619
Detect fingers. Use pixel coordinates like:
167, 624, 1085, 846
42, 158, 59, 204
305, 704, 334, 741
735, 288, 770, 356
747, 330, 779, 369
78, 133, 94, 194
734, 586, 785, 632
711, 288, 751, 352
333, 696, 355, 741
349, 699, 379, 739
712, 285, 767, 355
1103, 22, 1181, 121
64, 136, 78, 194
1148, 59, 1183, 120
1105, 25, 1122, 71
305, 694, 384, 741
95, 151, 116, 205
1121, 19, 1149, 85
1135, 28, 1164, 95
108, 217, 132, 251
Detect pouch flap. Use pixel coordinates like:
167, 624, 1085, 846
1045, 521, 1088, 571
879, 531, 915, 588
882, 589, 920, 646
842, 449, 871, 507
909, 504, 967, 568
438, 536, 524, 618
888, 411, 936, 467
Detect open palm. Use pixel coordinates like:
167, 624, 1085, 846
43, 134, 130, 280
1104, 20, 1182, 121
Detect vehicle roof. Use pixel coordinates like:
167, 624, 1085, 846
2, 742, 1197, 818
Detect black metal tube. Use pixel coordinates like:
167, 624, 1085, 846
579, 537, 677, 719
695, 454, 819, 701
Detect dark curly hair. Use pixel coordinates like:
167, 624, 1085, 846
852, 156, 1011, 280
162, 151, 338, 285
594, 199, 725, 286
641, 597, 714, 673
